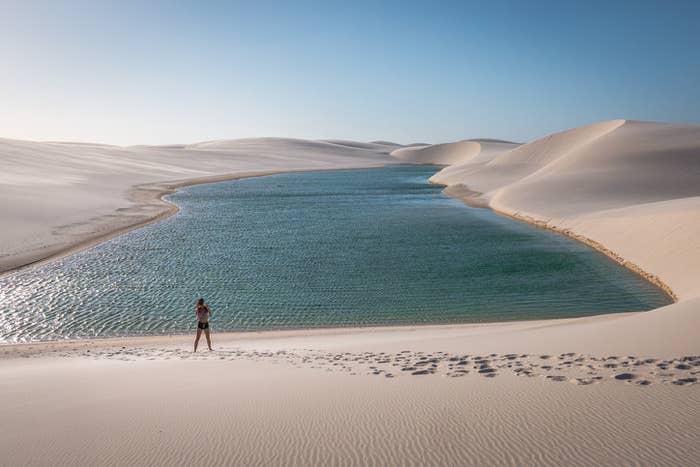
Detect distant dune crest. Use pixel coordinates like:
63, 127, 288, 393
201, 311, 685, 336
390, 139, 519, 165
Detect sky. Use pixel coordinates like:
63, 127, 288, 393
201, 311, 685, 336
1, 0, 699, 146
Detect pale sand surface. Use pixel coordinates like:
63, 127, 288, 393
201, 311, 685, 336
390, 138, 519, 165
2, 325, 700, 466
2, 121, 700, 465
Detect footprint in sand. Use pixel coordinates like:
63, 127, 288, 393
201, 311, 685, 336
546, 375, 567, 382
447, 373, 466, 378
579, 376, 603, 385
613, 373, 637, 381
671, 377, 697, 386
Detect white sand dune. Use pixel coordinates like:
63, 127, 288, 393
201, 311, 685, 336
2, 121, 700, 466
390, 138, 519, 165
0, 137, 395, 273
431, 120, 622, 187
431, 120, 700, 302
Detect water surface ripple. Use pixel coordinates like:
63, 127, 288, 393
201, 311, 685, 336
0, 166, 671, 342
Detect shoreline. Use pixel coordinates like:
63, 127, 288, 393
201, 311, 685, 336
496, 208, 678, 301
0, 312, 640, 353
0, 165, 395, 279
439, 183, 678, 302
0, 172, 280, 278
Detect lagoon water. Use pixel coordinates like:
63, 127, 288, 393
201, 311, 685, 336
0, 166, 671, 343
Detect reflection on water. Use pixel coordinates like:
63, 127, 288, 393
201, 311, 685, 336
0, 166, 671, 342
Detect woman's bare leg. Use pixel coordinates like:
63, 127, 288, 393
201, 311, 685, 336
204, 328, 213, 350
194, 328, 202, 352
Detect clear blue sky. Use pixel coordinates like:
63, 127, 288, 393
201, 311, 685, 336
1, 0, 698, 145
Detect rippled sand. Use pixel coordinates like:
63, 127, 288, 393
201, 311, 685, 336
2, 326, 699, 466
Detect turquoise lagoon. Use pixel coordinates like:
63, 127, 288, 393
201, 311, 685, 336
0, 166, 671, 342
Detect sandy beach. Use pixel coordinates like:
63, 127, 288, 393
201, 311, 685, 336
3, 320, 700, 466
2, 120, 700, 466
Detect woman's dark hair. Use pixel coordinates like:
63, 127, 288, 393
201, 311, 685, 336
197, 298, 204, 306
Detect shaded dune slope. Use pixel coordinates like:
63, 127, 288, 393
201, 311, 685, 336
319, 139, 403, 153
492, 121, 700, 215
430, 120, 624, 189
390, 139, 519, 165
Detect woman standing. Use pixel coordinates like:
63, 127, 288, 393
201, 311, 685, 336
194, 298, 213, 352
